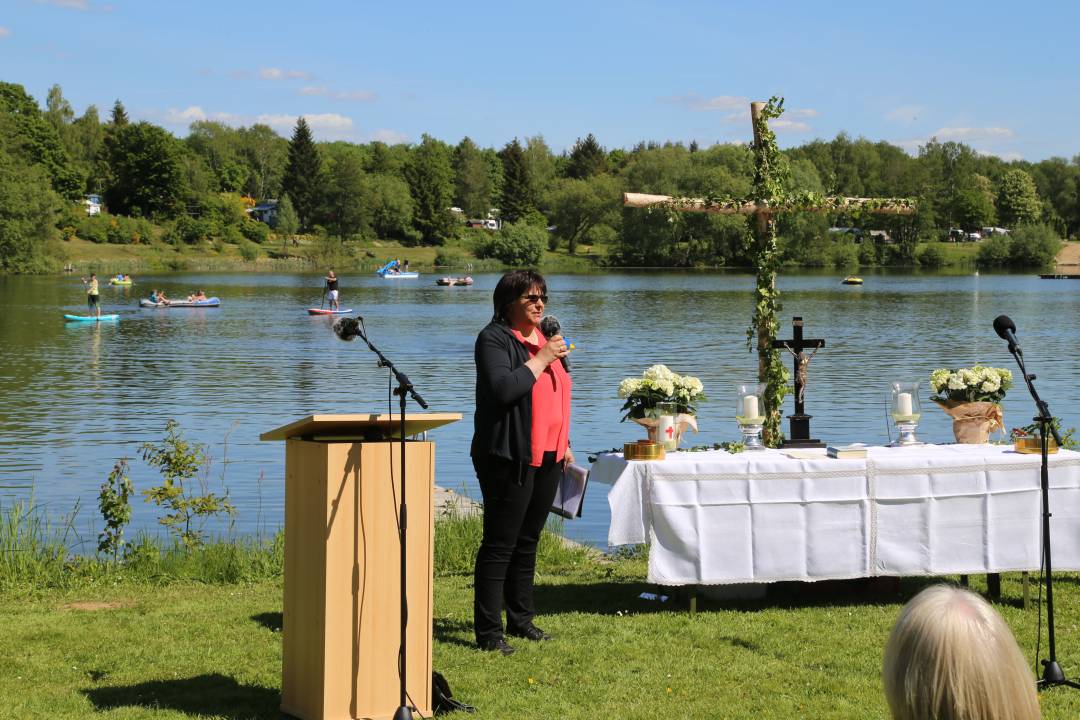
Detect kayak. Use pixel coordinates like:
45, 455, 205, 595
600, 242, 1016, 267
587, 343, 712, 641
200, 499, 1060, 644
382, 272, 419, 279
307, 308, 353, 315
140, 298, 220, 308
64, 314, 119, 322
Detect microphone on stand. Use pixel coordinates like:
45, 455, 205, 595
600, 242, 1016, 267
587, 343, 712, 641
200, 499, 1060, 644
992, 315, 1021, 354
539, 315, 573, 372
333, 316, 363, 342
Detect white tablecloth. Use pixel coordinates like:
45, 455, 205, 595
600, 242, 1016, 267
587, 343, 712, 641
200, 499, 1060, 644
594, 444, 1080, 586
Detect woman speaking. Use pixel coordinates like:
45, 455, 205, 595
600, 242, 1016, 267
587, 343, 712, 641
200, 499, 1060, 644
472, 270, 573, 655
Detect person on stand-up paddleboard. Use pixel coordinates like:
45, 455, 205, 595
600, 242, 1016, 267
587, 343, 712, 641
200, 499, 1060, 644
81, 273, 100, 317
325, 270, 339, 310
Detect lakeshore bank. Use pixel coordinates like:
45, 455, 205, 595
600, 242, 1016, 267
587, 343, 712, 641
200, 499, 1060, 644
43, 233, 1026, 276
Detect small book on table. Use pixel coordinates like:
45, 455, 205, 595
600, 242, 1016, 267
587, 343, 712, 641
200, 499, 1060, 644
827, 444, 868, 459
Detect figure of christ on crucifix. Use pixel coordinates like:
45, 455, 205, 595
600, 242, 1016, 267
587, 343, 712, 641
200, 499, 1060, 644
771, 317, 826, 447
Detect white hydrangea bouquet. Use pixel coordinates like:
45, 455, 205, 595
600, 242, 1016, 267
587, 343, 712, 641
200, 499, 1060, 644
929, 365, 1012, 443
929, 365, 1012, 404
618, 364, 704, 448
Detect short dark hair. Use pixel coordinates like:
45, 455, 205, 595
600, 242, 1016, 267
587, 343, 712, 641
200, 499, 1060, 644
492, 269, 546, 324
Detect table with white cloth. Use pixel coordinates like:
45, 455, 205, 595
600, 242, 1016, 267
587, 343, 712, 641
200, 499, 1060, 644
592, 444, 1080, 586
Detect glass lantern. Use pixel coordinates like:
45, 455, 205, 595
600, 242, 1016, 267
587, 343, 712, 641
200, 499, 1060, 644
890, 381, 923, 446
736, 382, 767, 451
655, 401, 678, 451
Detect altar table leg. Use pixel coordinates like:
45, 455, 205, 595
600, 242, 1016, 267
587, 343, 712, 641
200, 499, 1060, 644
959, 575, 969, 587
1022, 572, 1030, 610
987, 573, 1001, 600
689, 587, 697, 615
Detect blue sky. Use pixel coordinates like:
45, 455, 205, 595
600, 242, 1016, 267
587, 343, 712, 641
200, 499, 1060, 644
3, 0, 1078, 160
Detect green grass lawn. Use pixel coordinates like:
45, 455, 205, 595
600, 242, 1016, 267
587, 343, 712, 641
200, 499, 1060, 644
4, 534, 1080, 719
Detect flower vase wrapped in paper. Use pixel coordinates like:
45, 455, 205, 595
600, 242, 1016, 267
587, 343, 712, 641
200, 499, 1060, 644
929, 366, 1012, 443
618, 365, 705, 450
634, 413, 699, 449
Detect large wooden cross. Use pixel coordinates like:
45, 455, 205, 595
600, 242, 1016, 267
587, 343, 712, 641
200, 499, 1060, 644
624, 100, 916, 444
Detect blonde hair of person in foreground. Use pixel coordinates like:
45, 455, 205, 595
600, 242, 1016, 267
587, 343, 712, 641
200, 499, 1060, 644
883, 584, 1040, 720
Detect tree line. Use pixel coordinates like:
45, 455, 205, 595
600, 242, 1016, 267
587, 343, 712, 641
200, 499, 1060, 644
2, 80, 1076, 272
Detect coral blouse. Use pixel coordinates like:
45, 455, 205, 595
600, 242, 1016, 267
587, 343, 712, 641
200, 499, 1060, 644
512, 329, 572, 467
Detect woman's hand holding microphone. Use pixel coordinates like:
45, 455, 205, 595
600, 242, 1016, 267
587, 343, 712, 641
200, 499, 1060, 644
525, 334, 568, 378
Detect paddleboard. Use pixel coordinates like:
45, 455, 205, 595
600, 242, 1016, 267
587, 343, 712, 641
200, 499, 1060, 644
307, 308, 353, 315
64, 314, 119, 322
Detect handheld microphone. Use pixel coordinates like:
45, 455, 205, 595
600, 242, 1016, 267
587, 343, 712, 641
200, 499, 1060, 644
992, 315, 1021, 352
539, 315, 575, 349
539, 315, 573, 372
333, 316, 363, 342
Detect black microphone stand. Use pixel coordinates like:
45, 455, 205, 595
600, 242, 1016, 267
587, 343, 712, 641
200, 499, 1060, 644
352, 320, 429, 719
1004, 338, 1079, 690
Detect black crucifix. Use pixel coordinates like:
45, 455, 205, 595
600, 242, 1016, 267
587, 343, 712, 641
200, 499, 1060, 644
772, 317, 825, 448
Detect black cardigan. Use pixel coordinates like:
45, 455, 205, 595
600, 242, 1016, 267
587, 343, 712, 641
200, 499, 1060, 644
471, 321, 537, 463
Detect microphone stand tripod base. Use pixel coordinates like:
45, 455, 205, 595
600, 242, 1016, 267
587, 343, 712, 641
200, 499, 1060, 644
393, 704, 415, 720
1039, 659, 1080, 689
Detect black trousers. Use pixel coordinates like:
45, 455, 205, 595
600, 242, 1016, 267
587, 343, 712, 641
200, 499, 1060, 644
473, 451, 561, 645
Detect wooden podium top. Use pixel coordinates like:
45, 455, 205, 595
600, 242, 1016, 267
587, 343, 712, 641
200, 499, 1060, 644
260, 413, 462, 441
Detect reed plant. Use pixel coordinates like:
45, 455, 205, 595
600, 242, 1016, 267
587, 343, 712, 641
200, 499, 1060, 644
0, 499, 81, 591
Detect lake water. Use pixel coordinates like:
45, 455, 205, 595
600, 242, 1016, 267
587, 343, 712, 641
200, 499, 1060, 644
2, 271, 1078, 550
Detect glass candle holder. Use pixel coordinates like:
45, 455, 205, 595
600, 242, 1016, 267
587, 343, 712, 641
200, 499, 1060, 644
656, 401, 678, 451
736, 382, 767, 451
890, 381, 923, 446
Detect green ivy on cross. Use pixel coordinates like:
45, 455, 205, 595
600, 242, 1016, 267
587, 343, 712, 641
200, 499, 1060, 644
624, 97, 916, 445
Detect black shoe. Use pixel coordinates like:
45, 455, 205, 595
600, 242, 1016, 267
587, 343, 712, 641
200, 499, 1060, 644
508, 624, 553, 641
479, 637, 515, 656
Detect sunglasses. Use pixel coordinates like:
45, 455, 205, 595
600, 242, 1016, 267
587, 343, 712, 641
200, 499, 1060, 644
521, 294, 548, 304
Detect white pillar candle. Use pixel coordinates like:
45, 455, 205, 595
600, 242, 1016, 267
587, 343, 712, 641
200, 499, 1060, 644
897, 392, 914, 417
742, 395, 759, 419
657, 414, 676, 450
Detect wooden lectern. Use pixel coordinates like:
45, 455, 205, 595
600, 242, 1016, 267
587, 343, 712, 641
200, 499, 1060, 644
261, 413, 462, 720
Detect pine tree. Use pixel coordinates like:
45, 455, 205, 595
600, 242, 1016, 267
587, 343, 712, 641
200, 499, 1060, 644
281, 118, 323, 230
499, 138, 534, 223
565, 133, 608, 179
110, 100, 128, 126
404, 134, 456, 244
452, 137, 492, 217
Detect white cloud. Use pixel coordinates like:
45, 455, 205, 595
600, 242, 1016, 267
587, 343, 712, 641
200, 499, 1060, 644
257, 112, 356, 139
664, 93, 749, 112
0, 27, 10, 38
771, 118, 812, 133
34, 0, 90, 9
370, 129, 408, 144
976, 149, 1024, 162
885, 105, 924, 124
933, 126, 1014, 142
299, 85, 377, 102
165, 106, 206, 123
259, 67, 313, 81
663, 94, 814, 131
334, 90, 377, 102
161, 106, 243, 126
